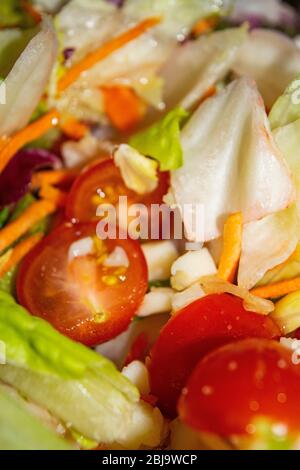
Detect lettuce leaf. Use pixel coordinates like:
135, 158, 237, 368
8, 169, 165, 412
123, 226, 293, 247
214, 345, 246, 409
169, 77, 294, 242
269, 74, 300, 130
129, 107, 188, 171
0, 292, 163, 447
0, 386, 72, 450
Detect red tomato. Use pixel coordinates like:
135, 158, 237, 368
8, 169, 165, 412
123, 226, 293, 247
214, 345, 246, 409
65, 158, 169, 226
17, 222, 148, 346
179, 338, 300, 438
148, 294, 281, 417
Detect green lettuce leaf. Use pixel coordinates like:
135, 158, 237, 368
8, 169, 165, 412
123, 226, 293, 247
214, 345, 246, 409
129, 107, 189, 171
269, 74, 300, 130
0, 386, 72, 450
0, 293, 163, 447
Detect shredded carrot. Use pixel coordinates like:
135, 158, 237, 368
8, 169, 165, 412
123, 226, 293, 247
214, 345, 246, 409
0, 233, 43, 278
0, 110, 59, 173
218, 212, 243, 283
20, 0, 42, 24
31, 169, 77, 189
60, 117, 89, 140
0, 200, 55, 254
102, 85, 146, 132
192, 16, 219, 36
58, 17, 161, 93
40, 184, 67, 207
251, 277, 300, 299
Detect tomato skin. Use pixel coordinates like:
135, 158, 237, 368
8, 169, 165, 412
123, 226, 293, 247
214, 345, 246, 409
179, 338, 300, 437
65, 158, 169, 224
148, 294, 281, 417
17, 222, 148, 346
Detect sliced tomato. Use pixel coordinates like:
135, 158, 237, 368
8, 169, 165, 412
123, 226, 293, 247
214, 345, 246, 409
148, 294, 281, 417
17, 222, 148, 346
179, 338, 300, 438
65, 158, 169, 227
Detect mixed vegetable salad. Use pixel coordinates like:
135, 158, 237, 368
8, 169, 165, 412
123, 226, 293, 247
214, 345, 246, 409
2, 0, 300, 451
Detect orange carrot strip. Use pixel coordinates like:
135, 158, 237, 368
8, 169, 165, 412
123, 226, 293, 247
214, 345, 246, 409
0, 200, 55, 254
40, 184, 67, 207
20, 0, 42, 24
102, 85, 145, 132
251, 278, 300, 299
31, 169, 77, 189
0, 110, 59, 173
58, 17, 161, 93
60, 117, 89, 140
192, 16, 219, 36
0, 233, 43, 278
218, 212, 243, 283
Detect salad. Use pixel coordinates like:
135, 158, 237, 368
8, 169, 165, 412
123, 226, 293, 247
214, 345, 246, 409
2, 0, 300, 451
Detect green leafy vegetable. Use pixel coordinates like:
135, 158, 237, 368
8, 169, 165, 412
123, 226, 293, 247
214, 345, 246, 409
0, 0, 34, 29
129, 107, 189, 171
0, 293, 162, 447
0, 207, 10, 229
269, 74, 300, 130
0, 386, 72, 450
0, 268, 16, 295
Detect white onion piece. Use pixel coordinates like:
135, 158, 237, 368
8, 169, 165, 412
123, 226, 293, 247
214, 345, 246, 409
171, 249, 217, 291
233, 29, 300, 109
137, 288, 174, 317
0, 17, 58, 137
200, 275, 274, 315
172, 283, 205, 312
141, 241, 178, 282
170, 77, 294, 242
122, 361, 150, 395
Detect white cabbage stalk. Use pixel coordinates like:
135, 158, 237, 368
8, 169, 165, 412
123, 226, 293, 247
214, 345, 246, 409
0, 17, 58, 137
170, 77, 294, 242
233, 29, 300, 109
238, 117, 300, 290
157, 27, 247, 112
200, 275, 274, 315
114, 144, 158, 195
238, 205, 300, 290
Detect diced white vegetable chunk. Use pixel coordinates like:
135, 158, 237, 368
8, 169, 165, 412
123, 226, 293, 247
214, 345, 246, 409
172, 283, 205, 311
122, 360, 150, 395
142, 241, 178, 281
137, 288, 174, 317
171, 248, 217, 291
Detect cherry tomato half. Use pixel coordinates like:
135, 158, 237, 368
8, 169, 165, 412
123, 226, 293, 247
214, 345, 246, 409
17, 222, 148, 346
65, 158, 169, 225
148, 294, 280, 417
179, 338, 300, 439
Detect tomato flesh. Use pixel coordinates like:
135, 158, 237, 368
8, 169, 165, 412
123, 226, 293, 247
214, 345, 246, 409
17, 222, 148, 346
65, 158, 169, 225
179, 338, 300, 438
148, 294, 281, 417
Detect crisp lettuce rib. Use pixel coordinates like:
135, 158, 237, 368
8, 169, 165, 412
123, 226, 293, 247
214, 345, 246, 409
0, 291, 157, 445
0, 385, 72, 450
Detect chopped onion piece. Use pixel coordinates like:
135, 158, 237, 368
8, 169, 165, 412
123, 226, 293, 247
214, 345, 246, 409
141, 241, 178, 282
137, 288, 174, 317
171, 249, 217, 291
172, 283, 205, 312
200, 275, 274, 315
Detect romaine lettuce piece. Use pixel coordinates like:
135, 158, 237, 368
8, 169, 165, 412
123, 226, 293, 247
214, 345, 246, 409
130, 107, 188, 170
0, 292, 163, 447
269, 75, 300, 130
0, 385, 72, 450
169, 77, 294, 242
